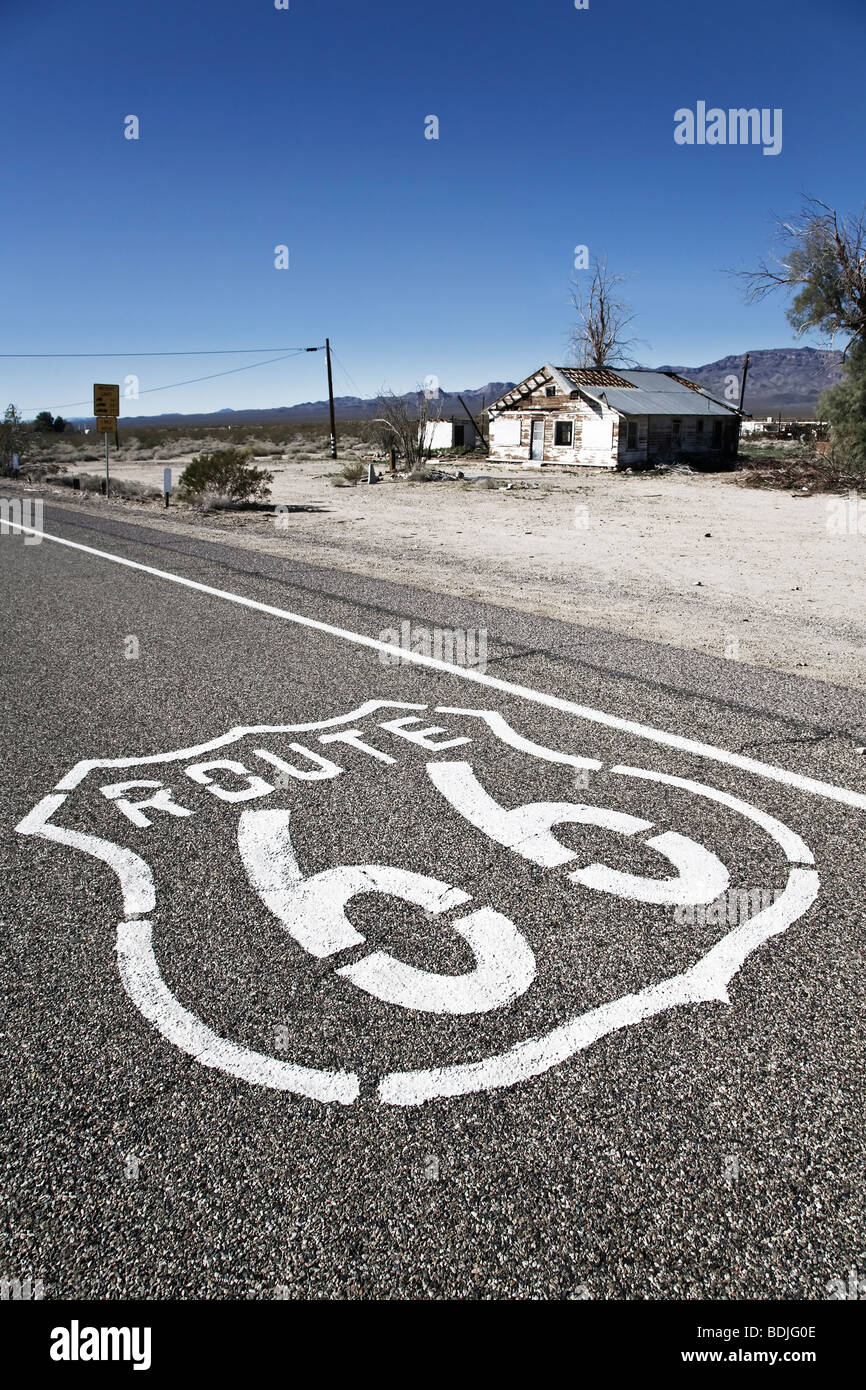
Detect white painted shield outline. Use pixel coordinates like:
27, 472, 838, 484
15, 699, 819, 1106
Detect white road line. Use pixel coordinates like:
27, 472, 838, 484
8, 519, 866, 811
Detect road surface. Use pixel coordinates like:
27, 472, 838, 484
2, 500, 865, 1301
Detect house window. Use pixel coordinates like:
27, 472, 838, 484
453, 423, 465, 447
711, 419, 723, 448
626, 420, 638, 450
545, 385, 556, 397
671, 419, 682, 446
492, 417, 521, 448
695, 417, 704, 435
554, 420, 573, 447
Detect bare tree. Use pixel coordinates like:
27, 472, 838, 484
738, 198, 866, 358
371, 386, 433, 470
569, 256, 640, 367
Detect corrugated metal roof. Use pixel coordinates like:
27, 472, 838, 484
554, 367, 737, 414
583, 386, 735, 416
572, 371, 735, 416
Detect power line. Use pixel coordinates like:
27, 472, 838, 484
328, 344, 363, 397
20, 349, 313, 412
1, 346, 324, 359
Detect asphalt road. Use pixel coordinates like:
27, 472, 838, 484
2, 499, 865, 1301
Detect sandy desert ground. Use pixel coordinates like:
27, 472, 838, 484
20, 454, 866, 692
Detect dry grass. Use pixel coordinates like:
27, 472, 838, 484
50, 472, 161, 501
18, 419, 381, 473
333, 459, 366, 486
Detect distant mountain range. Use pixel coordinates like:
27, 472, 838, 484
78, 348, 843, 428
91, 383, 515, 430
657, 347, 843, 416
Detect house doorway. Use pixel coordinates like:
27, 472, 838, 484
530, 419, 545, 462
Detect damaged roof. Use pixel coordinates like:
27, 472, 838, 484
491, 366, 741, 417
552, 367, 635, 389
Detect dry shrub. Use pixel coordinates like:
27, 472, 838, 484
339, 459, 365, 484
179, 448, 273, 504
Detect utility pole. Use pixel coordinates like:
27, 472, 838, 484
325, 338, 338, 459
457, 394, 488, 449
738, 352, 750, 413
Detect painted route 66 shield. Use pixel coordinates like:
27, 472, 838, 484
16, 698, 818, 1106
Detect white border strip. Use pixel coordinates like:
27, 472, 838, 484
8, 520, 866, 811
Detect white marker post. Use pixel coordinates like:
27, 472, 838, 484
163, 468, 172, 508
11, 453, 18, 474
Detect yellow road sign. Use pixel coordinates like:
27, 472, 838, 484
93, 383, 119, 416
96, 415, 117, 434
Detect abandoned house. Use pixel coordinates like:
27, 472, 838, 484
487, 365, 743, 468
423, 416, 478, 451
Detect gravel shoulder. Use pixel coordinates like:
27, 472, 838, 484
11, 456, 866, 691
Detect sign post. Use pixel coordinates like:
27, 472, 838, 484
163, 467, 172, 508
93, 385, 120, 498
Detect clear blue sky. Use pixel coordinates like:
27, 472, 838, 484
2, 0, 864, 418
